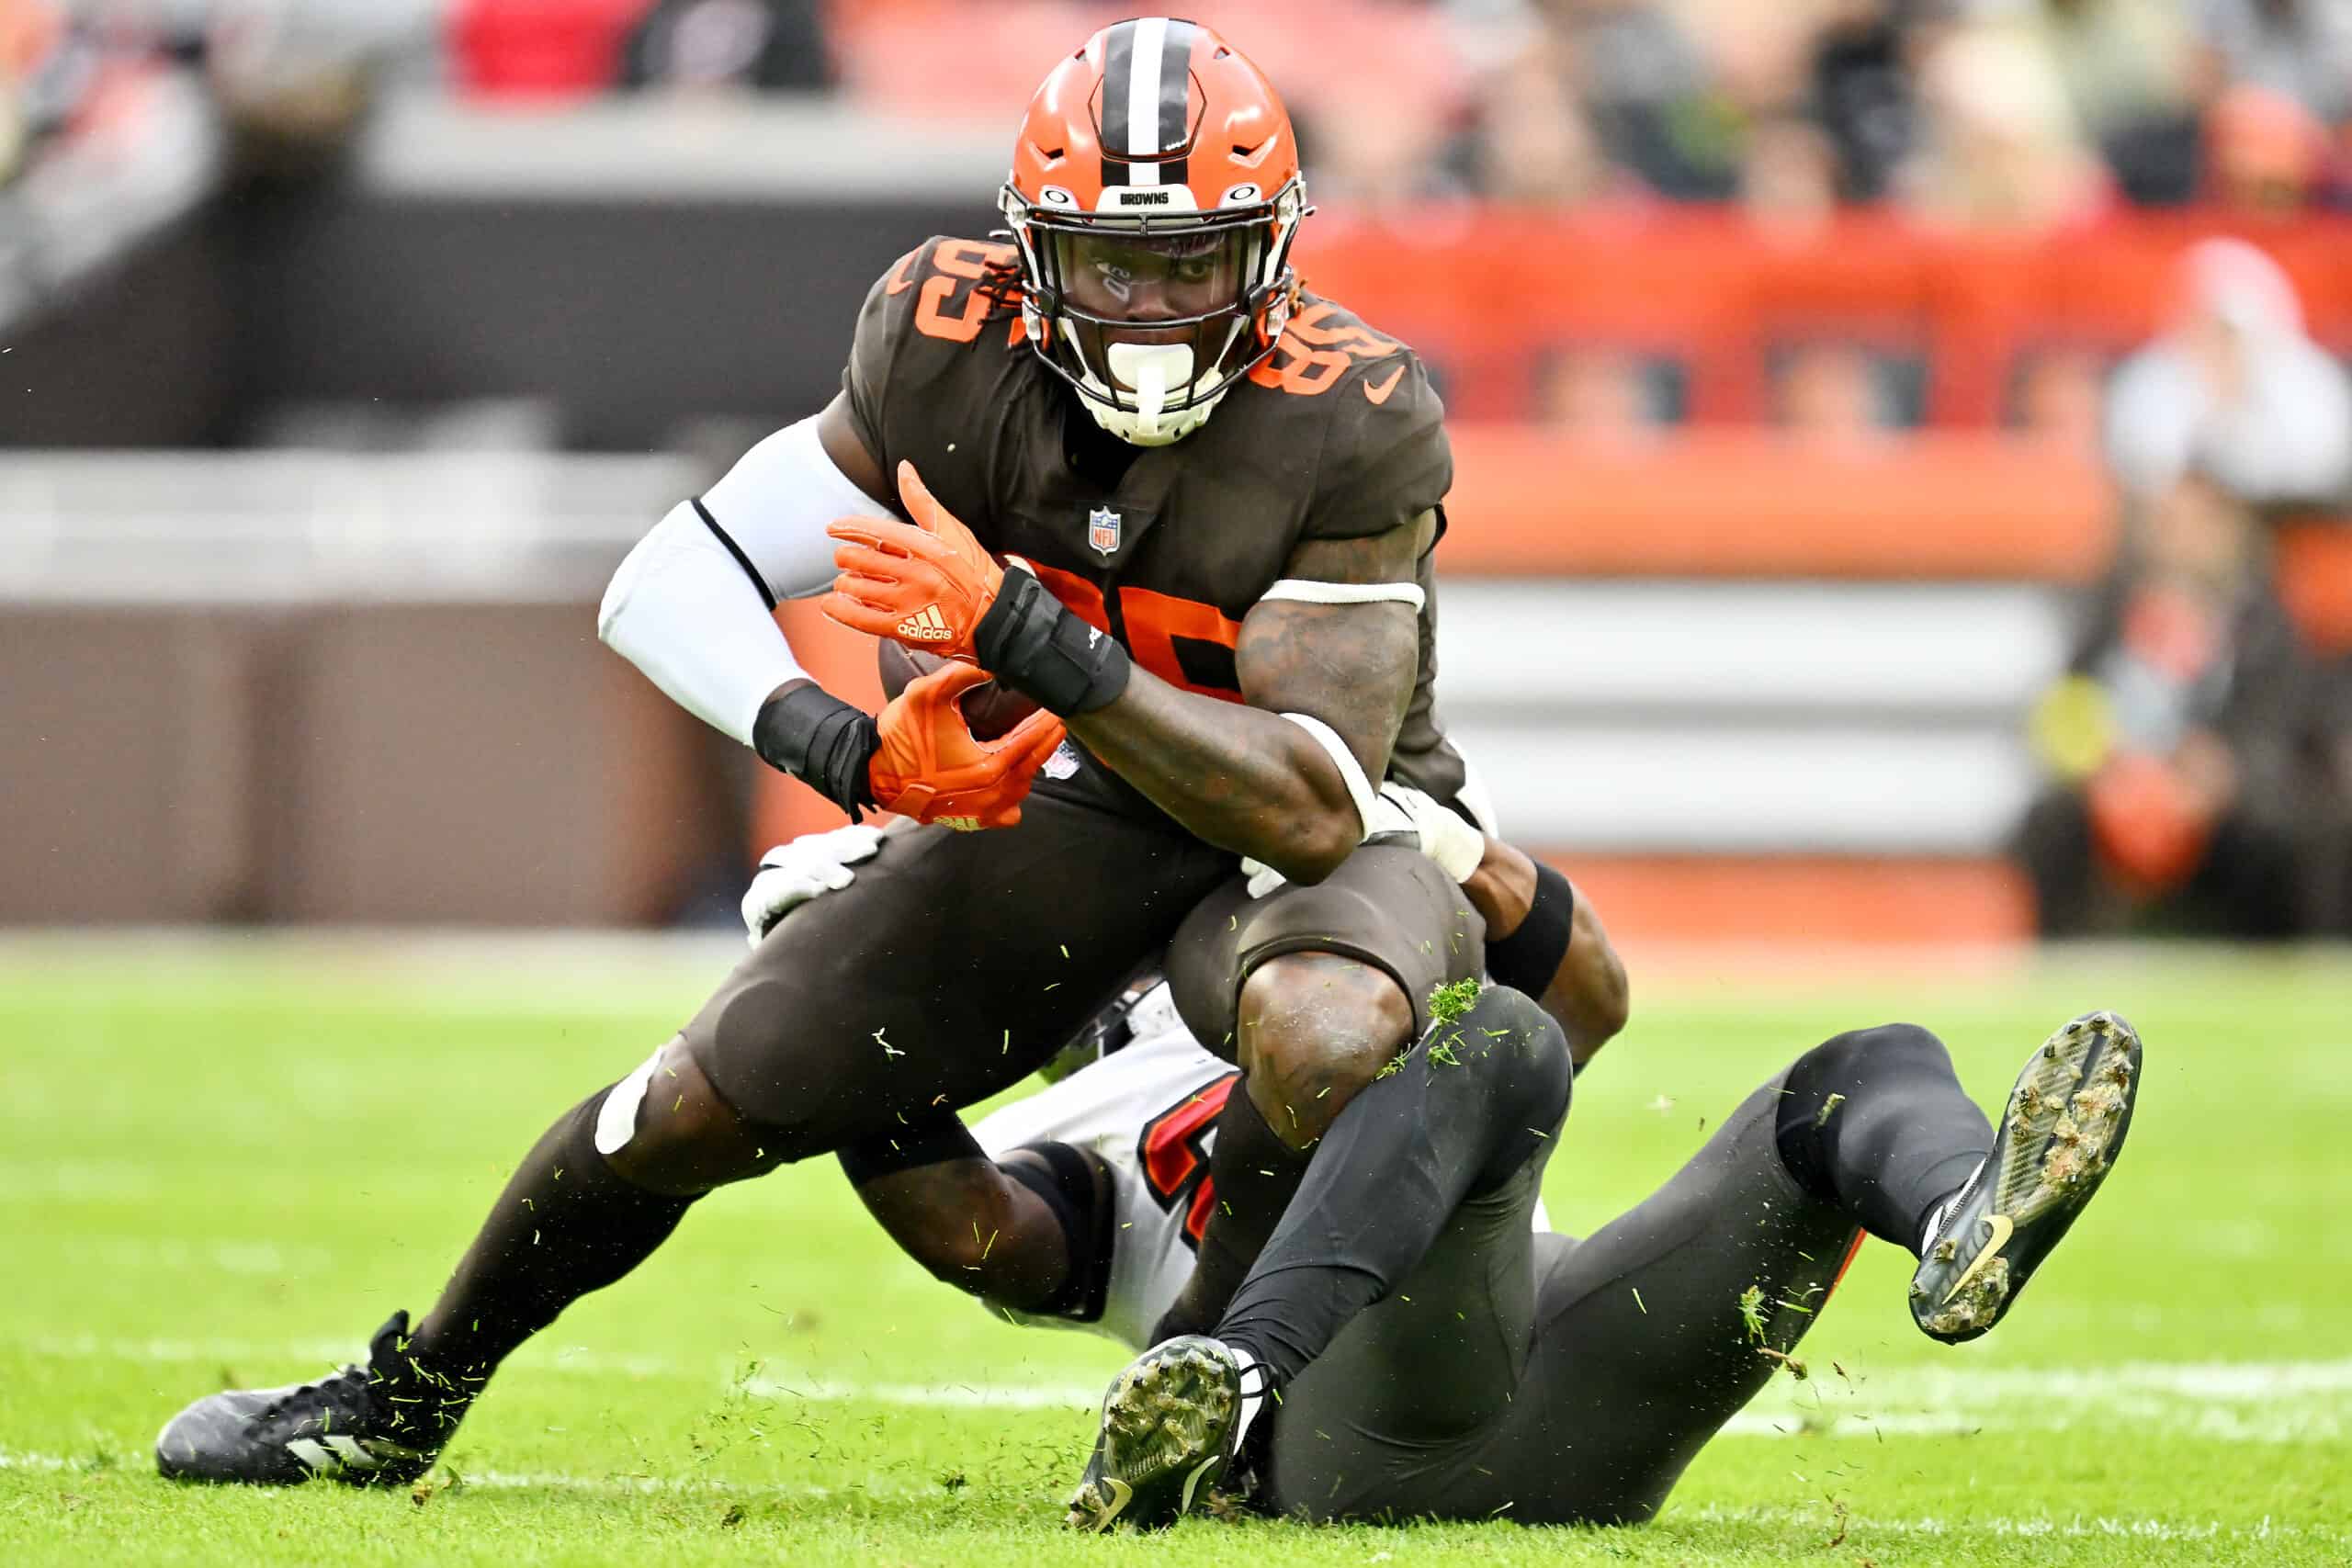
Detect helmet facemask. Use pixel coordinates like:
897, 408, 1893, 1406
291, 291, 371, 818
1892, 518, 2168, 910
1001, 179, 1306, 446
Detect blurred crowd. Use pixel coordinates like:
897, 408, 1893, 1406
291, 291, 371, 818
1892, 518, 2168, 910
8, 1, 2352, 941
2019, 239, 2352, 941
1364, 0, 2352, 228
15, 2, 2352, 227
0, 2, 452, 192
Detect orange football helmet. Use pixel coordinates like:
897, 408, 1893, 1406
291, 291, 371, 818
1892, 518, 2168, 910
999, 17, 1308, 446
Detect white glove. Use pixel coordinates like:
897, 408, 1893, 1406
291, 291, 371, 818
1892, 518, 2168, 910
1379, 783, 1488, 883
1241, 783, 1487, 898
740, 824, 885, 945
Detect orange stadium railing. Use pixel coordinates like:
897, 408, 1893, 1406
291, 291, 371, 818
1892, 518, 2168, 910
1293, 209, 2352, 425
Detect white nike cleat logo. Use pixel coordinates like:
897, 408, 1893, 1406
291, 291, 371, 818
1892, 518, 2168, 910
1178, 1454, 1222, 1512
1942, 1213, 2014, 1304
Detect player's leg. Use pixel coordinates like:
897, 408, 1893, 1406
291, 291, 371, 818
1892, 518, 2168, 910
156, 796, 1229, 1486
1274, 1011, 2142, 1525
1151, 848, 1483, 1342
1276, 1066, 1867, 1525
1213, 985, 1568, 1389
852, 1133, 1114, 1319
1067, 983, 1568, 1531
852, 989, 1237, 1339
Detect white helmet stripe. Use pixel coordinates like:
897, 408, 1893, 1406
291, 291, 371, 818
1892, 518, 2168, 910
1124, 17, 1167, 182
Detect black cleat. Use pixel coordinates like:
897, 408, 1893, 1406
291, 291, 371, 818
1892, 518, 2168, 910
155, 1312, 464, 1486
1911, 1010, 2143, 1344
1065, 1335, 1245, 1532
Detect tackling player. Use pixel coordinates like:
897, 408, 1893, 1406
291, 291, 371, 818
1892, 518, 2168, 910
764, 773, 1628, 1347
158, 18, 1498, 1486
750, 801, 2143, 1533
1067, 1005, 2143, 1528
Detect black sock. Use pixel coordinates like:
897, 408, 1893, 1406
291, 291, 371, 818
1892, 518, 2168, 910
1214, 986, 1571, 1388
1774, 1022, 1994, 1256
1151, 1086, 1311, 1345
406, 1087, 696, 1396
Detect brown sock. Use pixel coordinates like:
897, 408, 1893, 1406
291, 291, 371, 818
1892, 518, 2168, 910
406, 1087, 696, 1390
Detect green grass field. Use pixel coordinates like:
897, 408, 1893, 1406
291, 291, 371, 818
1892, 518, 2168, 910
2, 934, 2346, 1566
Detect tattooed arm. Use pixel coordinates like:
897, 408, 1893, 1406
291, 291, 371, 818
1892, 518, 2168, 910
1066, 515, 1434, 886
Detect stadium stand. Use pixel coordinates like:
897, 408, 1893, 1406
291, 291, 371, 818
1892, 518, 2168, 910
8, 2, 2352, 942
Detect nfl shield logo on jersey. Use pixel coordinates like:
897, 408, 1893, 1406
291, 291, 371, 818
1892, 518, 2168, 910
1087, 505, 1122, 557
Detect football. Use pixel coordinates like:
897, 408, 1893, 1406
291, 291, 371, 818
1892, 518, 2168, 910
876, 642, 1045, 741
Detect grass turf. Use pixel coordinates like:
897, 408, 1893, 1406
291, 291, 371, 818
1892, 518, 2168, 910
1, 936, 2346, 1565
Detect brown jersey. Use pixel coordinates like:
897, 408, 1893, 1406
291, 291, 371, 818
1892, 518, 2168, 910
842, 236, 1469, 814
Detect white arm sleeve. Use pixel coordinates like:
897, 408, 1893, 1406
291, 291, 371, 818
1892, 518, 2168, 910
596, 414, 892, 748
698, 414, 891, 600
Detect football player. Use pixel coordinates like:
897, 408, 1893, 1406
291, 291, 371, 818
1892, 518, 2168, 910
744, 786, 1624, 1353
159, 18, 1495, 1486
1062, 1007, 2144, 1530
757, 802, 2142, 1533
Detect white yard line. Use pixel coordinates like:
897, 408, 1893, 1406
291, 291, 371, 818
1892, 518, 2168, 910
1675, 1503, 2341, 1545
15, 1334, 690, 1380
739, 1375, 1110, 1410
1720, 1356, 2351, 1443
14, 1333, 2346, 1443
0, 1450, 922, 1500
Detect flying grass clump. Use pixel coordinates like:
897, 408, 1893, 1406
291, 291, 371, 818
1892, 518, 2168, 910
1426, 978, 1480, 1027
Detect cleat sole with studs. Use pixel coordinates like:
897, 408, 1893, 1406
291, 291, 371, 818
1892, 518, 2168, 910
1064, 1338, 1237, 1532
1910, 1010, 2142, 1344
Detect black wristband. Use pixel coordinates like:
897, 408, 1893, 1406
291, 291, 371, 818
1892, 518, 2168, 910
752, 682, 879, 821
835, 1111, 985, 1188
972, 569, 1132, 716
1485, 861, 1574, 998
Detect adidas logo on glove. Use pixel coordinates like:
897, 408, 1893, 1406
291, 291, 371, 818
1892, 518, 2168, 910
897, 604, 954, 643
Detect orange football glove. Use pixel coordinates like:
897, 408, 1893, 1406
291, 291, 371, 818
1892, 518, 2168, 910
825, 461, 1007, 660
870, 660, 1066, 830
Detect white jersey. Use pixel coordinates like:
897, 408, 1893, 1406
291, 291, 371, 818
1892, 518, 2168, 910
974, 984, 1238, 1350
973, 982, 1550, 1350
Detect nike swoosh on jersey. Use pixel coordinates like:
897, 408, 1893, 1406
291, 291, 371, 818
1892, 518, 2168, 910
1941, 1213, 2013, 1304
1363, 366, 1406, 406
